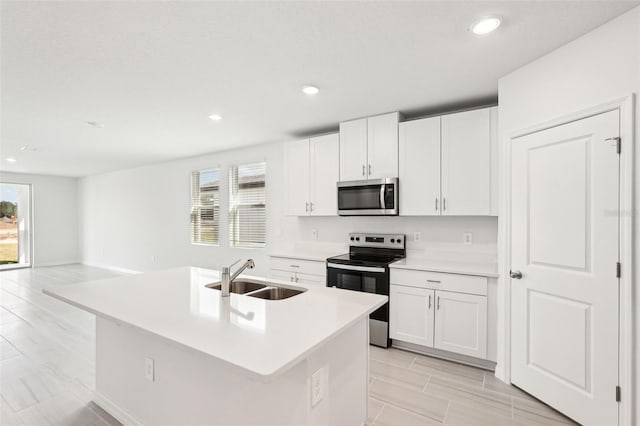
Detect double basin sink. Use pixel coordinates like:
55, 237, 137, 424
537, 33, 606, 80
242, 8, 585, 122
205, 279, 306, 300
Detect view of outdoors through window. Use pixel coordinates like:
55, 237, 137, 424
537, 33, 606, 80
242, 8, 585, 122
229, 162, 266, 248
191, 169, 220, 245
0, 184, 19, 264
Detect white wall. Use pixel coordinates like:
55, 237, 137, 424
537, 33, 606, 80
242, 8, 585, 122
497, 5, 639, 420
0, 171, 79, 266
79, 138, 498, 276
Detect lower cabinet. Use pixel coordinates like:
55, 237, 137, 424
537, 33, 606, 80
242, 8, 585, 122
390, 277, 488, 359
269, 256, 326, 287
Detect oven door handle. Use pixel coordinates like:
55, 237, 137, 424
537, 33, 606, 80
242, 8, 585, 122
327, 263, 386, 273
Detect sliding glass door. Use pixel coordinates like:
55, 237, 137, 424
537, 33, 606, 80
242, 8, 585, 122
0, 183, 31, 269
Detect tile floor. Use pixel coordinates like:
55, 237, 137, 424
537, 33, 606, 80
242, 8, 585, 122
0, 264, 577, 425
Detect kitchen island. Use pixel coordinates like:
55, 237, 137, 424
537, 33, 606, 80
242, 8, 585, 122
43, 267, 386, 426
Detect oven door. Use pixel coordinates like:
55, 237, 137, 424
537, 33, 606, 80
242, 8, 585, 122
326, 263, 389, 320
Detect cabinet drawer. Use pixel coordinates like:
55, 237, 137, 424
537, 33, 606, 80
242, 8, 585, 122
390, 269, 487, 296
270, 256, 326, 276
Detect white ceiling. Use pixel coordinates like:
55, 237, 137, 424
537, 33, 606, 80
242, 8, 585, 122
2, 1, 638, 177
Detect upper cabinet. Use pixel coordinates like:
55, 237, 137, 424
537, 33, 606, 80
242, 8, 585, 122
399, 106, 498, 216
339, 112, 400, 181
284, 133, 339, 216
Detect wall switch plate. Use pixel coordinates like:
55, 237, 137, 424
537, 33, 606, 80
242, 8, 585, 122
463, 232, 473, 245
145, 357, 155, 382
311, 228, 318, 240
413, 232, 421, 242
311, 368, 323, 407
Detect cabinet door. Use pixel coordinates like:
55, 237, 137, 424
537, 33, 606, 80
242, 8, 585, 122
390, 285, 435, 347
339, 118, 368, 181
367, 112, 399, 179
271, 269, 295, 284
310, 133, 339, 216
283, 139, 310, 216
441, 108, 491, 215
294, 272, 326, 287
399, 117, 441, 215
434, 291, 487, 359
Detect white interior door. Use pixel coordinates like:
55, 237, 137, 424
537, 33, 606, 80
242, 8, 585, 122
511, 110, 620, 426
310, 133, 339, 216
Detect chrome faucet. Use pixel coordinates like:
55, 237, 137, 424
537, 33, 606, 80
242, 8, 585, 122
220, 259, 255, 297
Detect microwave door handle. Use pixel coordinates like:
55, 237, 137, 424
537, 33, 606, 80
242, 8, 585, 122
380, 185, 385, 209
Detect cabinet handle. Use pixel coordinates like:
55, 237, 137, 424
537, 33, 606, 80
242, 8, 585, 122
368, 164, 372, 175
435, 198, 438, 211
290, 265, 299, 268
427, 280, 441, 284
443, 198, 446, 211
362, 165, 365, 176
305, 202, 309, 213
428, 294, 432, 309
290, 276, 294, 282
295, 276, 299, 282
437, 296, 440, 310
310, 202, 314, 212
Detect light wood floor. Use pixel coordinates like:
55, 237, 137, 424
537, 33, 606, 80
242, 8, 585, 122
0, 264, 577, 426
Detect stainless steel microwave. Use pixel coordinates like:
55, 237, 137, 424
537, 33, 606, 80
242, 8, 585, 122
337, 178, 399, 216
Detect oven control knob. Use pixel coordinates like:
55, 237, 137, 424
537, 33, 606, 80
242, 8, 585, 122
355, 237, 360, 241
397, 239, 402, 243
350, 237, 354, 241
390, 239, 395, 243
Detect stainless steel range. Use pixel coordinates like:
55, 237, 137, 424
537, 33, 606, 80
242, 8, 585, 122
326, 233, 406, 347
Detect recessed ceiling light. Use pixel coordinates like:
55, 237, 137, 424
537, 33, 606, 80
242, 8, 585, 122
208, 114, 223, 121
470, 17, 501, 35
86, 121, 104, 128
6, 157, 17, 163
302, 85, 319, 95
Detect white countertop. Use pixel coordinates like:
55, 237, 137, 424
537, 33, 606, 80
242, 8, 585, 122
390, 258, 499, 278
43, 267, 386, 380
269, 250, 339, 262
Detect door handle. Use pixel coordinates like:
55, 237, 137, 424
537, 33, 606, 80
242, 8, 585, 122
510, 270, 523, 279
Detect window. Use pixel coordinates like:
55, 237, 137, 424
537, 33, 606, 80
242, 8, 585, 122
190, 168, 220, 245
229, 162, 266, 248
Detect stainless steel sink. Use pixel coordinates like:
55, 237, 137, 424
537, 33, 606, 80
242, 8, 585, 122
205, 279, 267, 294
246, 287, 305, 300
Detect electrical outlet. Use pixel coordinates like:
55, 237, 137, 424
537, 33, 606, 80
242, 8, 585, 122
145, 357, 155, 382
311, 228, 318, 240
413, 232, 421, 242
463, 232, 473, 245
311, 368, 323, 407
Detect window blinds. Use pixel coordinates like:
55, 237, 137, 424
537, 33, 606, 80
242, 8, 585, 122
229, 162, 266, 248
190, 168, 220, 245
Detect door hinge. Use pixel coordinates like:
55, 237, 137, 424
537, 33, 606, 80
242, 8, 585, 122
616, 262, 621, 278
605, 137, 621, 154
616, 386, 621, 402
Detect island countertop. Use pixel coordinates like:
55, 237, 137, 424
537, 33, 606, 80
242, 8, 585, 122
43, 267, 386, 381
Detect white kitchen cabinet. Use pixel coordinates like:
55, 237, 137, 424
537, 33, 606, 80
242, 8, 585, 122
310, 134, 339, 216
434, 291, 487, 359
284, 133, 339, 216
398, 106, 497, 216
339, 119, 368, 181
284, 139, 311, 216
390, 285, 435, 347
441, 108, 492, 215
368, 113, 399, 179
270, 256, 326, 287
339, 112, 400, 181
390, 268, 488, 360
399, 116, 441, 215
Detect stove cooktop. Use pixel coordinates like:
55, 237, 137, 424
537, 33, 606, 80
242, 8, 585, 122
326, 253, 403, 268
